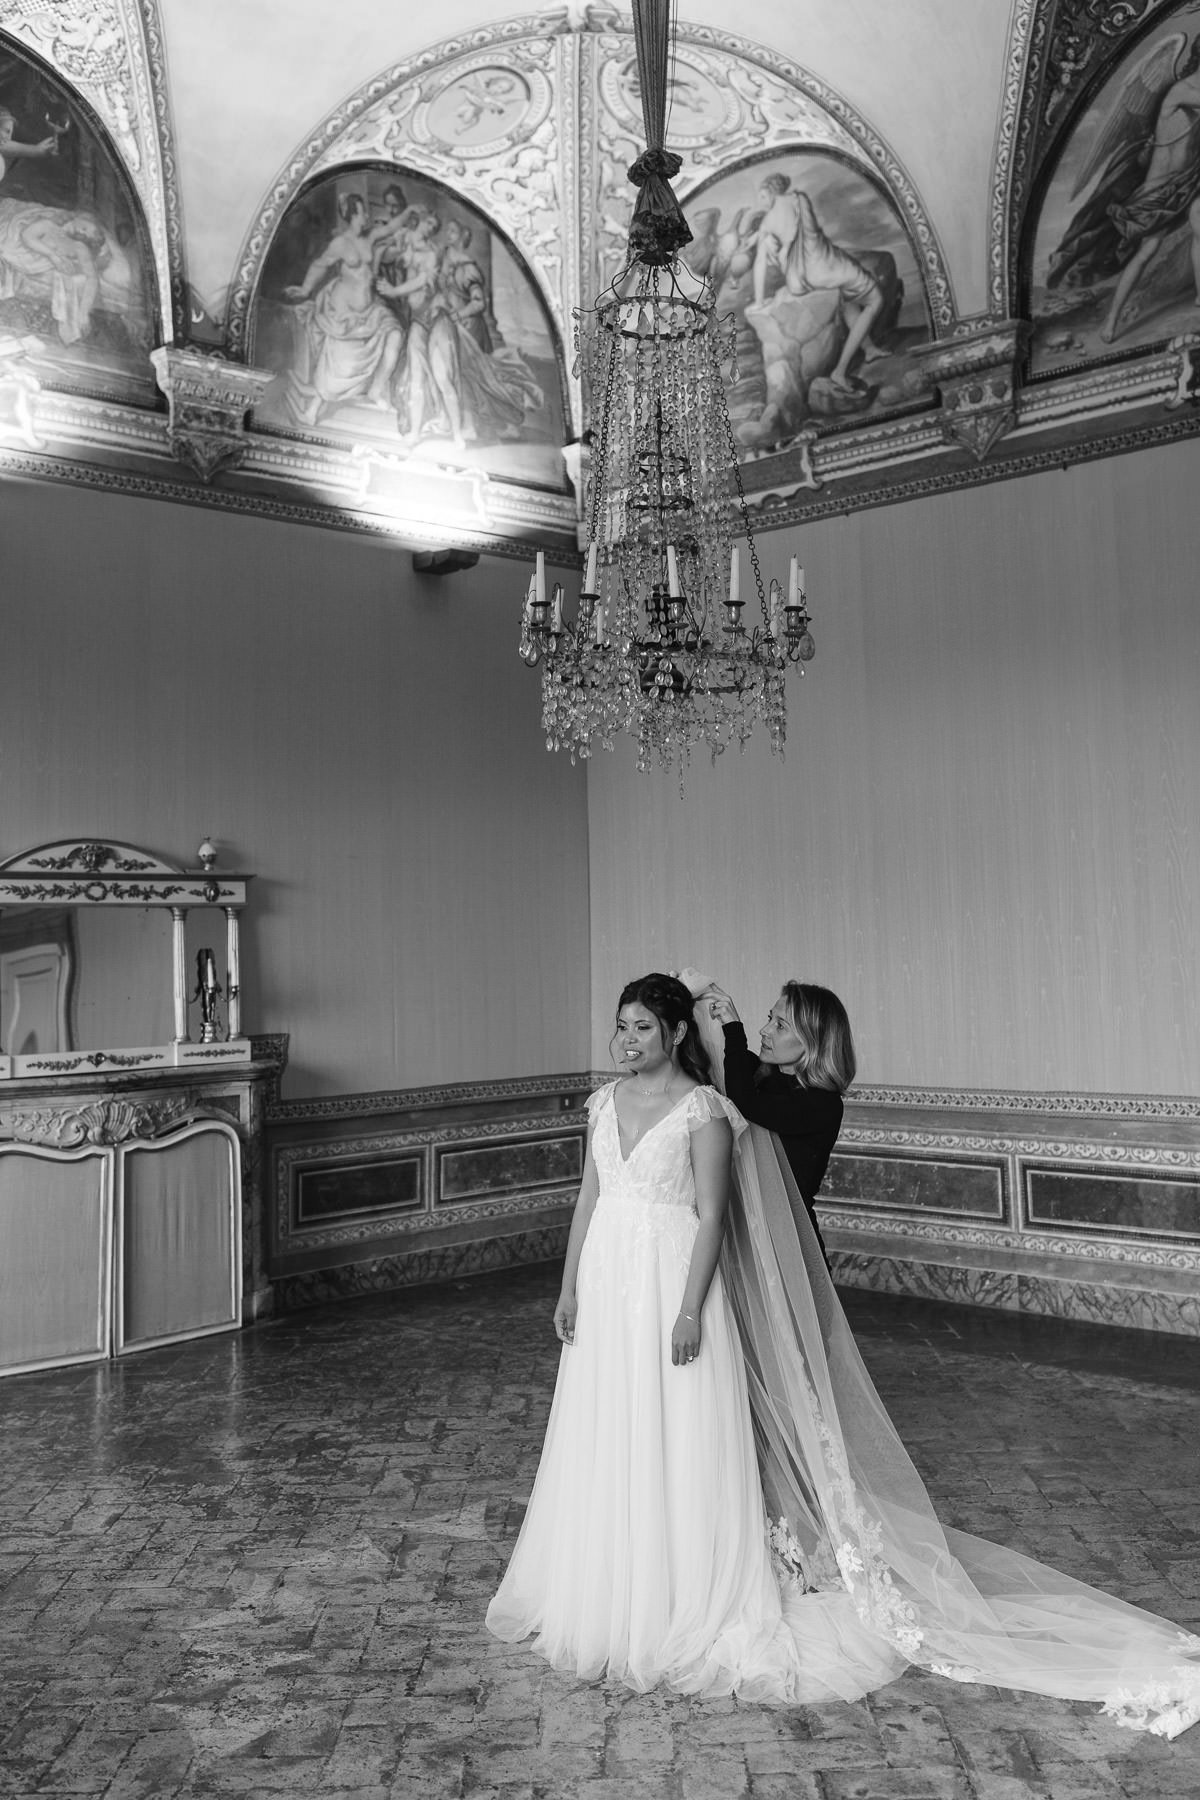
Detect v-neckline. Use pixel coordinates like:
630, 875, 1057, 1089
613, 1085, 694, 1165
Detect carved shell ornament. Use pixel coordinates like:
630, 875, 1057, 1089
7, 1096, 194, 1148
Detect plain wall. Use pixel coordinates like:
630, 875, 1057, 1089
0, 479, 590, 1095
587, 438, 1200, 1097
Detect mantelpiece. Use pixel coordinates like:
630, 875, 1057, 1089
0, 1037, 288, 1377
0, 837, 284, 1377
0, 838, 253, 1077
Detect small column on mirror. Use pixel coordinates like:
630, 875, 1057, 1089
225, 906, 242, 1040
171, 906, 189, 1043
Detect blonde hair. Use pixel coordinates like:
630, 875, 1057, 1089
779, 982, 856, 1092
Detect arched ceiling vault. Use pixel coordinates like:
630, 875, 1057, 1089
0, 0, 1197, 555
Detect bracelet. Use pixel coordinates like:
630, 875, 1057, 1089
682, 1312, 698, 1320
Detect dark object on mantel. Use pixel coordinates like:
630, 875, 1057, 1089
412, 549, 481, 576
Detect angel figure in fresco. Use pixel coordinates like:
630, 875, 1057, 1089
280, 191, 406, 425
1048, 32, 1200, 343
685, 205, 761, 297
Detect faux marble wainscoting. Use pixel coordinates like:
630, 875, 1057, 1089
266, 1075, 589, 1312
823, 1085, 1200, 1337
267, 1075, 1200, 1338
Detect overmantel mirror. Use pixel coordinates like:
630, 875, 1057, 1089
0, 838, 254, 1079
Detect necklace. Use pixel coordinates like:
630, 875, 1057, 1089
633, 1072, 673, 1098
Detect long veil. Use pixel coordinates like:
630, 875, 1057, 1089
695, 997, 1200, 1738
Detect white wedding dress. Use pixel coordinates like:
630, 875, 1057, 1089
488, 1042, 1200, 1736
486, 1080, 908, 1700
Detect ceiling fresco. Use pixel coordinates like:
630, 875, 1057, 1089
0, 0, 1196, 554
1028, 13, 1200, 377
0, 35, 158, 408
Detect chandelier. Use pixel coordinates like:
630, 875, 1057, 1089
519, 0, 814, 773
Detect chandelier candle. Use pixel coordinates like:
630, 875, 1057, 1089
517, 0, 815, 773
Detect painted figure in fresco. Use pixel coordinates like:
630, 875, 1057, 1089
373, 183, 412, 317
0, 200, 131, 346
686, 205, 761, 298
746, 174, 888, 393
0, 109, 58, 186
377, 210, 542, 449
1049, 32, 1200, 344
438, 218, 504, 351
281, 191, 406, 425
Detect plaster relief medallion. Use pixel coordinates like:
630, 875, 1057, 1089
598, 43, 738, 146
422, 67, 539, 154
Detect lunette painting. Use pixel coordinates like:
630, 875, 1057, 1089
0, 37, 157, 401
679, 151, 934, 455
1028, 9, 1200, 376
250, 167, 567, 490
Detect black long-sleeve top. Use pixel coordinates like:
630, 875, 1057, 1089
721, 1021, 843, 1203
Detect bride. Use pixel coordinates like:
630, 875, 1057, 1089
486, 971, 1200, 1736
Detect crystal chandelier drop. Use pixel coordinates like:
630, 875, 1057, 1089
519, 0, 814, 773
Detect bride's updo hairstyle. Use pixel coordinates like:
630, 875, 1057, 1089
780, 982, 857, 1093
614, 972, 712, 1086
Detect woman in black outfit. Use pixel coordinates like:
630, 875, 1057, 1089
705, 980, 855, 1267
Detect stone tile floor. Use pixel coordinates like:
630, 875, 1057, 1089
3, 1263, 1200, 1799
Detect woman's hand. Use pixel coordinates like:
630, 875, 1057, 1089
706, 984, 740, 1025
553, 1291, 578, 1346
672, 1309, 701, 1366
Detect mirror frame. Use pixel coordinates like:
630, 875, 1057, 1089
0, 840, 253, 1079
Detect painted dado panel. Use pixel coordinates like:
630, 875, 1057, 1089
824, 1086, 1200, 1337
827, 1152, 1006, 1221
267, 1075, 590, 1311
1024, 1168, 1200, 1239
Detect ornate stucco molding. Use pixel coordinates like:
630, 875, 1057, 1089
987, 0, 1038, 319
849, 1082, 1200, 1119
911, 319, 1031, 460
825, 1209, 1200, 1273
269, 1070, 592, 1123
1165, 330, 1200, 410
149, 348, 275, 481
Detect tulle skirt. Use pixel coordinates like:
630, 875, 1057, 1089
485, 1189, 906, 1702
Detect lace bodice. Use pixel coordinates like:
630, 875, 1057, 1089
588, 1081, 745, 1211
